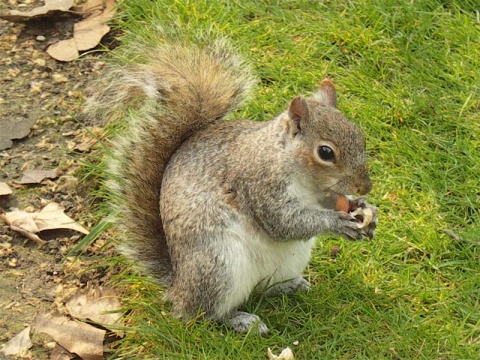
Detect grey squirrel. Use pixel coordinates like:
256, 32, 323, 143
86, 40, 377, 334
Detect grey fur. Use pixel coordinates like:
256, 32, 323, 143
86, 40, 376, 334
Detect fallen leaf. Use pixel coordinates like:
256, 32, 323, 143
7, 68, 20, 77
47, 38, 79, 62
74, 138, 98, 152
267, 347, 295, 360
0, 0, 74, 21
0, 220, 47, 247
4, 202, 89, 235
17, 169, 58, 184
50, 344, 77, 360
3, 211, 37, 233
0, 117, 37, 150
47, 0, 116, 61
73, 17, 110, 52
35, 203, 89, 234
73, 126, 104, 152
0, 242, 14, 257
34, 312, 105, 360
0, 182, 13, 195
0, 327, 33, 356
66, 285, 122, 328
72, 0, 104, 14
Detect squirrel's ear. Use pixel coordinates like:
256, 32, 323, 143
288, 96, 309, 136
318, 78, 337, 108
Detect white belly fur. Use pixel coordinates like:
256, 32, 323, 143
213, 218, 315, 318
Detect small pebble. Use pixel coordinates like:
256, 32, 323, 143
36, 35, 46, 42
330, 245, 341, 258
48, 240, 59, 249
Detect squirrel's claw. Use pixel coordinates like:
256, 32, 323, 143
337, 211, 357, 221
336, 201, 378, 241
362, 204, 378, 240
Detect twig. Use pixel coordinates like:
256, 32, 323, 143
442, 229, 480, 247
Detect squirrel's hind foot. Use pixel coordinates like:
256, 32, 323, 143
224, 311, 269, 335
266, 277, 310, 297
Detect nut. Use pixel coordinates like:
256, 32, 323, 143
335, 195, 350, 212
335, 195, 374, 230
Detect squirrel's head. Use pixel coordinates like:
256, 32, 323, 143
283, 79, 372, 196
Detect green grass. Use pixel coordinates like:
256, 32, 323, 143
94, 0, 480, 358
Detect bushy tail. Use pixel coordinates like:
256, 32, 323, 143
85, 40, 255, 283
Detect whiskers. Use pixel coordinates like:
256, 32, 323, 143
323, 178, 350, 196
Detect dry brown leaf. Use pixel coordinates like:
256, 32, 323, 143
0, 220, 47, 247
17, 169, 58, 184
2, 211, 36, 234
99, 0, 117, 20
0, 0, 74, 21
0, 117, 37, 150
34, 312, 105, 360
47, 0, 116, 61
47, 38, 79, 62
72, 126, 104, 152
66, 285, 122, 328
73, 18, 110, 52
4, 202, 89, 235
7, 68, 20, 77
0, 326, 33, 356
50, 344, 77, 360
74, 138, 98, 152
72, 0, 103, 14
73, 0, 116, 51
0, 182, 13, 196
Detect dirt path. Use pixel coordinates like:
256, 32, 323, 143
1, 4, 114, 358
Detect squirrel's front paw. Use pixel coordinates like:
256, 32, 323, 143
336, 212, 364, 240
334, 197, 378, 241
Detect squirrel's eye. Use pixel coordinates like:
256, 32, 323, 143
318, 146, 335, 162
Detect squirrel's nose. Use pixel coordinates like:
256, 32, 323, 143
356, 178, 372, 195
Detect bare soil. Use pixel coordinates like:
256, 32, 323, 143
0, 2, 116, 358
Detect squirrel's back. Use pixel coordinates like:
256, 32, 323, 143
85, 40, 255, 281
